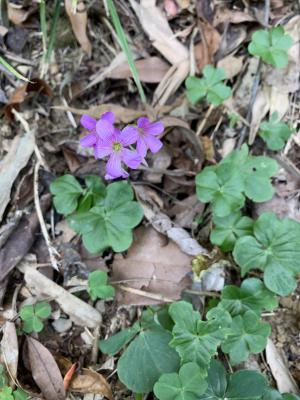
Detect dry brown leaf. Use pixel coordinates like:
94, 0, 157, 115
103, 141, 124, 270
0, 129, 35, 223
113, 226, 192, 305
70, 369, 113, 399
195, 22, 221, 71
107, 56, 170, 83
1, 322, 18, 382
213, 6, 255, 25
27, 337, 65, 400
4, 78, 52, 121
217, 55, 244, 80
65, 0, 92, 57
266, 338, 299, 393
168, 195, 205, 228
7, 3, 37, 25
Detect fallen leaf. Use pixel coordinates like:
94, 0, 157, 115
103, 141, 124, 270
217, 25, 247, 59
164, 0, 178, 18
0, 129, 35, 223
65, 0, 92, 57
7, 3, 37, 25
168, 195, 205, 229
213, 6, 255, 25
5, 26, 28, 53
217, 54, 244, 79
113, 227, 193, 305
144, 147, 172, 183
1, 322, 18, 382
194, 22, 221, 71
4, 79, 52, 121
196, 0, 214, 23
70, 368, 113, 399
265, 338, 299, 393
27, 337, 66, 400
20, 264, 101, 328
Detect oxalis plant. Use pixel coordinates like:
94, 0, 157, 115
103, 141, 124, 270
48, 25, 299, 400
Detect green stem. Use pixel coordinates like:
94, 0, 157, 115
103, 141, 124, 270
45, 0, 61, 63
39, 0, 47, 55
135, 394, 143, 400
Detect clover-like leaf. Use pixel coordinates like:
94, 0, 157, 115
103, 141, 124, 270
154, 362, 208, 400
99, 322, 140, 356
220, 278, 278, 317
211, 211, 254, 252
221, 310, 271, 365
233, 212, 300, 296
50, 174, 83, 215
263, 389, 300, 400
13, 389, 28, 400
200, 360, 267, 400
20, 302, 51, 333
68, 181, 143, 253
259, 112, 294, 151
169, 301, 225, 368
186, 65, 231, 106
0, 387, 13, 400
118, 329, 180, 393
88, 271, 115, 301
248, 26, 293, 68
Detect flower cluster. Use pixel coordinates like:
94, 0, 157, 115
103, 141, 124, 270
80, 112, 164, 180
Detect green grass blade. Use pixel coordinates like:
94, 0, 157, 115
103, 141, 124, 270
39, 0, 47, 54
45, 0, 61, 63
106, 0, 147, 104
0, 56, 29, 81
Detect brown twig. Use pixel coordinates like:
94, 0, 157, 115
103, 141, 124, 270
118, 284, 175, 303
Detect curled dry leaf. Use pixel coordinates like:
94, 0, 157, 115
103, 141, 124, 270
1, 322, 18, 382
4, 78, 52, 121
0, 129, 35, 223
194, 22, 221, 71
266, 338, 299, 393
113, 226, 193, 305
27, 337, 66, 400
21, 264, 101, 328
69, 369, 113, 399
213, 6, 255, 25
217, 55, 244, 80
65, 0, 92, 57
7, 2, 37, 25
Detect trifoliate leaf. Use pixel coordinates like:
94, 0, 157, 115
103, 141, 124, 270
154, 362, 208, 400
186, 65, 231, 106
118, 329, 180, 393
0, 387, 13, 400
283, 395, 300, 400
13, 389, 28, 400
233, 212, 300, 296
196, 165, 245, 218
169, 301, 225, 368
99, 322, 140, 356
221, 310, 271, 365
263, 389, 284, 400
68, 181, 143, 253
259, 112, 294, 150
20, 302, 51, 333
220, 278, 278, 316
200, 360, 267, 400
88, 271, 115, 301
50, 175, 83, 215
248, 26, 293, 68
211, 211, 254, 252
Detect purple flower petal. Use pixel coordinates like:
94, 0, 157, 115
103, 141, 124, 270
137, 117, 150, 129
136, 137, 148, 158
80, 133, 97, 147
120, 126, 139, 146
144, 135, 163, 154
96, 119, 114, 141
101, 111, 115, 125
94, 141, 112, 159
122, 149, 142, 169
144, 121, 164, 136
80, 115, 97, 131
106, 153, 127, 178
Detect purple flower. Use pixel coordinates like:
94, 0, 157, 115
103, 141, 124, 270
80, 112, 115, 158
94, 125, 142, 180
131, 117, 164, 158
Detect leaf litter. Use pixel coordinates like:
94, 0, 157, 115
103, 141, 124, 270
0, 0, 299, 398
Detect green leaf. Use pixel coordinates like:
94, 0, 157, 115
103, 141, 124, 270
13, 389, 28, 400
221, 310, 271, 365
88, 271, 115, 301
0, 56, 30, 82
200, 360, 267, 400
67, 181, 143, 253
233, 212, 300, 295
84, 175, 106, 203
169, 301, 225, 368
220, 278, 278, 316
248, 26, 293, 68
283, 395, 300, 400
263, 389, 284, 400
154, 362, 208, 400
0, 366, 7, 389
34, 302, 51, 319
118, 329, 180, 393
20, 302, 51, 333
186, 65, 232, 106
259, 112, 294, 150
50, 175, 83, 215
99, 322, 140, 355
0, 387, 14, 400
211, 211, 254, 252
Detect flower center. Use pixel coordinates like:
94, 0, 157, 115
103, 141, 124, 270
112, 142, 122, 152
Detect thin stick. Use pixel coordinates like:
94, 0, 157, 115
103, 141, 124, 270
118, 284, 175, 303
196, 104, 214, 136
184, 289, 221, 298
34, 160, 60, 271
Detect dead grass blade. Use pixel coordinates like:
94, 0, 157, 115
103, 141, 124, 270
2, 322, 19, 383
